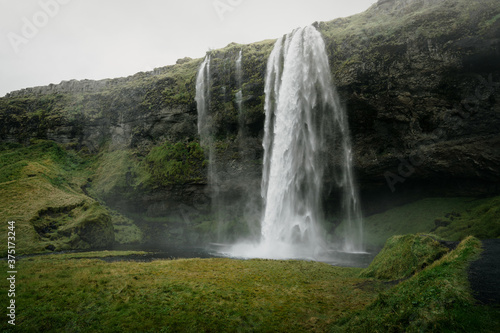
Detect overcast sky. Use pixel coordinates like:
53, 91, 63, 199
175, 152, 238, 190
0, 0, 376, 97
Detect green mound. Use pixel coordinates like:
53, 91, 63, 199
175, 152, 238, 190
360, 234, 449, 280
336, 236, 499, 332
0, 141, 114, 255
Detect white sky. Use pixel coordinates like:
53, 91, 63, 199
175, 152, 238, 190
0, 0, 376, 97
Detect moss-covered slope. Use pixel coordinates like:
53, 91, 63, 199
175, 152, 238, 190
335, 236, 498, 332
0, 141, 114, 255
360, 234, 449, 280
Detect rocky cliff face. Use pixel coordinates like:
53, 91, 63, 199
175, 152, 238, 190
321, 0, 500, 211
0, 0, 499, 244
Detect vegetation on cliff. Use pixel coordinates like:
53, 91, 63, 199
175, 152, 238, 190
432, 196, 500, 241
145, 141, 206, 186
0, 141, 114, 255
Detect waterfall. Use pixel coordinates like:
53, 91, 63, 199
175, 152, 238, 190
261, 26, 330, 257
195, 55, 223, 239
196, 55, 211, 146
263, 26, 363, 254
234, 50, 260, 240
235, 50, 245, 139
228, 25, 363, 258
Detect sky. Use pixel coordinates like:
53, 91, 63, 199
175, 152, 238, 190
0, 0, 376, 97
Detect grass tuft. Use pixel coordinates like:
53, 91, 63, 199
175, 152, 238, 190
360, 234, 449, 280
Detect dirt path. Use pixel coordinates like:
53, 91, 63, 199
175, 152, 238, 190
468, 239, 500, 305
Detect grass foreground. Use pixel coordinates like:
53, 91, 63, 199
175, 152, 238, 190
1, 237, 498, 332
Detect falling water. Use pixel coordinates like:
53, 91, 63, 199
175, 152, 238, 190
261, 26, 330, 257
235, 50, 245, 138
227, 25, 363, 259
195, 55, 224, 240
196, 55, 211, 146
233, 50, 261, 240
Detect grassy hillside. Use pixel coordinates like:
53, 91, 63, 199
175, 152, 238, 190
0, 141, 114, 255
432, 196, 500, 241
320, 0, 500, 75
335, 236, 499, 332
336, 196, 500, 249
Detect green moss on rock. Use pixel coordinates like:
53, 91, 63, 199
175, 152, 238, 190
110, 210, 143, 245
360, 234, 449, 280
90, 149, 149, 199
145, 140, 206, 186
61, 202, 114, 249
0, 141, 115, 255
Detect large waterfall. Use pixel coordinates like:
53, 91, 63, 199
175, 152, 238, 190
230, 25, 363, 258
259, 26, 330, 257
197, 25, 364, 259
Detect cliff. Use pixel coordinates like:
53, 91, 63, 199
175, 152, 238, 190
321, 0, 500, 207
0, 0, 499, 253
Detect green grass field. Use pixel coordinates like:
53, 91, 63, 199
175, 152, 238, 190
1, 236, 498, 332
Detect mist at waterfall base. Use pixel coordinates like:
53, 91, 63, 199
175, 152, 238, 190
196, 26, 366, 265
